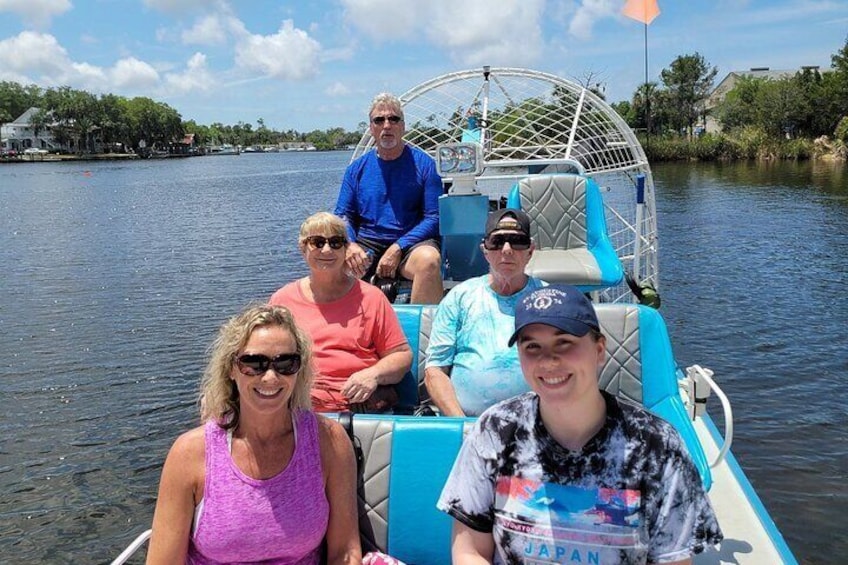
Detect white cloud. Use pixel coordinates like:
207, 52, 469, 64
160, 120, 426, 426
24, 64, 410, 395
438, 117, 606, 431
0, 0, 71, 28
143, 0, 212, 14
568, 0, 619, 40
68, 61, 107, 86
181, 14, 229, 45
325, 81, 350, 96
340, 0, 422, 40
110, 58, 161, 90
181, 10, 246, 45
234, 19, 321, 80
0, 31, 216, 99
341, 0, 545, 66
428, 0, 545, 66
164, 52, 215, 94
0, 31, 71, 80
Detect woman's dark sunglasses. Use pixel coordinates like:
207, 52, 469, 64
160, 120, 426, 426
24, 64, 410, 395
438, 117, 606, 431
483, 233, 532, 251
305, 235, 347, 250
371, 115, 402, 125
235, 353, 302, 376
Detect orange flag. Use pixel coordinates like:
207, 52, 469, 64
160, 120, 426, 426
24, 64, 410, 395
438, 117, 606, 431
622, 0, 660, 25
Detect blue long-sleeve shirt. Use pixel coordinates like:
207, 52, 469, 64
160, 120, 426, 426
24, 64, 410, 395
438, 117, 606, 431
334, 145, 442, 250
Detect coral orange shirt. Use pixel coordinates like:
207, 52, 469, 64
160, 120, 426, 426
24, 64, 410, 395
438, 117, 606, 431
270, 279, 408, 412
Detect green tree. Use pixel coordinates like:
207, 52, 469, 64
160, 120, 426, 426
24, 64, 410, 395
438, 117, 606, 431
98, 94, 132, 151
28, 108, 52, 150
0, 81, 42, 121
714, 76, 766, 132
660, 53, 718, 138
43, 86, 101, 153
0, 108, 11, 135
829, 36, 848, 134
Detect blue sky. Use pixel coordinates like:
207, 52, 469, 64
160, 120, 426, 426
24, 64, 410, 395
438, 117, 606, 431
1, 0, 846, 132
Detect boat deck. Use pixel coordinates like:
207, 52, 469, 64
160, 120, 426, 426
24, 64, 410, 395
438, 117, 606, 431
693, 416, 797, 564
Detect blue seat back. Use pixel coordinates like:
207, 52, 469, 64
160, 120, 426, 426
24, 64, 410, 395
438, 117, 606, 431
392, 304, 439, 410
347, 414, 469, 563
596, 304, 711, 489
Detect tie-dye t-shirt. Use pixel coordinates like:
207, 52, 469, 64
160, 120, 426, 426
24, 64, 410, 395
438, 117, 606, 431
425, 274, 546, 415
437, 391, 723, 564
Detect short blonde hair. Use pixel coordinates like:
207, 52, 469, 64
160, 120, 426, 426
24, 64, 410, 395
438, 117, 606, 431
298, 212, 348, 250
200, 304, 314, 427
369, 92, 404, 121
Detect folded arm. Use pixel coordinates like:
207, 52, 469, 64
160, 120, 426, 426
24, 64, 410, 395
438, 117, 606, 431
342, 344, 412, 403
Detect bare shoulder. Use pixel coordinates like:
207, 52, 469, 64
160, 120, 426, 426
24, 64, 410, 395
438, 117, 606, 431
316, 415, 355, 464
316, 415, 353, 450
163, 424, 206, 473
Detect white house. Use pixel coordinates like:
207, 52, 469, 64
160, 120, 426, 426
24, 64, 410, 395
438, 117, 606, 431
704, 66, 826, 133
0, 107, 65, 152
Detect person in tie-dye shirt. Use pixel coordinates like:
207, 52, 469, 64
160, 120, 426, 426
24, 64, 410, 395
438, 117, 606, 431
424, 209, 545, 416
438, 284, 723, 564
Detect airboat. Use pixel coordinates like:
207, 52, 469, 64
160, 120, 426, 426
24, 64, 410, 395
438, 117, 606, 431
113, 67, 797, 564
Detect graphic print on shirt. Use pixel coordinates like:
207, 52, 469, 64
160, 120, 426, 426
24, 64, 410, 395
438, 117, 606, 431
495, 476, 642, 564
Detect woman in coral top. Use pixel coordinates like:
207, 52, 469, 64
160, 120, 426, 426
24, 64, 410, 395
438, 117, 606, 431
146, 304, 360, 564
270, 212, 412, 413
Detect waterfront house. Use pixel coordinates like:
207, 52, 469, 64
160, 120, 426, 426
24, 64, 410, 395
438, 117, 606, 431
704, 66, 827, 133
0, 108, 65, 152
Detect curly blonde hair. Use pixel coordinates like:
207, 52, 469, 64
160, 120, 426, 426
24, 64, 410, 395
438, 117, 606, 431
199, 304, 314, 428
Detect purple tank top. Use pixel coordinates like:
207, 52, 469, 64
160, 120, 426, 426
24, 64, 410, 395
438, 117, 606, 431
188, 411, 329, 564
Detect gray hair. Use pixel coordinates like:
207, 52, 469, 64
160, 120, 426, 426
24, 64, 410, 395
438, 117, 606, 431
369, 92, 404, 120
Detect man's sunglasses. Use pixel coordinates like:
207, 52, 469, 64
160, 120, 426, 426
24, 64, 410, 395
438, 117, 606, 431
371, 115, 403, 125
305, 235, 347, 250
483, 233, 532, 251
235, 353, 302, 376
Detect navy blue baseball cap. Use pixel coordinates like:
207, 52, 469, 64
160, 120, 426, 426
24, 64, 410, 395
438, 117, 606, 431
508, 284, 600, 346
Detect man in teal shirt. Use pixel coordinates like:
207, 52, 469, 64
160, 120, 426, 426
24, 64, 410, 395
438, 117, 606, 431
424, 209, 545, 415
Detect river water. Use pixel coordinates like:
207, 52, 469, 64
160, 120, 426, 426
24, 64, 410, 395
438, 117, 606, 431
0, 153, 845, 564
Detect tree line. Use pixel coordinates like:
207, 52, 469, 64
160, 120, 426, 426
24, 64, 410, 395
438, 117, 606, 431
0, 82, 364, 153
610, 37, 848, 155
3, 36, 847, 157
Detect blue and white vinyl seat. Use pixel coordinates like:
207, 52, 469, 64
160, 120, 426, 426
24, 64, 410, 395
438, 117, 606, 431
350, 302, 711, 563
506, 174, 624, 292
391, 304, 438, 412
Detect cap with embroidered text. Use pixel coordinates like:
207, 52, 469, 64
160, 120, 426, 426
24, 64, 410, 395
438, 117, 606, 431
508, 284, 600, 346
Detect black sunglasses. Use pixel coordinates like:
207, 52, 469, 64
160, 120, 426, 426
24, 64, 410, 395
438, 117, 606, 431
305, 235, 347, 250
235, 353, 302, 376
371, 115, 403, 125
483, 233, 532, 251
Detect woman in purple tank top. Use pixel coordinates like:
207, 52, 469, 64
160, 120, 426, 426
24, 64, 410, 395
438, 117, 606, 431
147, 304, 361, 564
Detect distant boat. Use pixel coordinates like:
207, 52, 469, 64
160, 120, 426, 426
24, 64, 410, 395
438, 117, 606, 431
206, 144, 240, 156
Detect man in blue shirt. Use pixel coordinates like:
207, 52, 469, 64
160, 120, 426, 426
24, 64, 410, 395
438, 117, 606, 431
334, 93, 443, 304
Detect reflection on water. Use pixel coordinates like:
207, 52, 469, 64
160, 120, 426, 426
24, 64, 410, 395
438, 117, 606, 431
0, 155, 846, 563
654, 160, 848, 565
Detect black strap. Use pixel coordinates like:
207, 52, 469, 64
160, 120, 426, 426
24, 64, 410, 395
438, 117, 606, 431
337, 411, 378, 553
